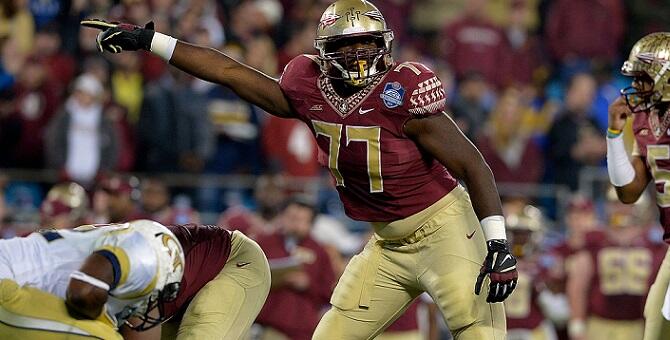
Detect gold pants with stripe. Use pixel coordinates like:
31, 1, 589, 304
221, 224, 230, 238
162, 231, 271, 340
644, 247, 670, 340
312, 186, 506, 340
586, 316, 643, 340
0, 279, 121, 340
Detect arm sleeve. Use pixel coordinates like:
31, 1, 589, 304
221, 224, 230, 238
400, 62, 447, 118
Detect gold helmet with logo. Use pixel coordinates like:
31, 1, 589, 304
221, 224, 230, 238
40, 182, 89, 223
314, 0, 394, 87
621, 32, 670, 112
505, 205, 544, 258
605, 186, 650, 228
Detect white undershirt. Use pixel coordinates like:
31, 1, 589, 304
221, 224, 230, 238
65, 97, 102, 183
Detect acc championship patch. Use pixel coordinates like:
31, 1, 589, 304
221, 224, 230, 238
380, 82, 405, 108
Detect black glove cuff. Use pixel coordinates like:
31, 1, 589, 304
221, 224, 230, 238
138, 29, 155, 51
486, 239, 509, 252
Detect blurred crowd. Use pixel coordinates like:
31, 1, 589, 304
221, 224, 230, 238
2, 0, 670, 339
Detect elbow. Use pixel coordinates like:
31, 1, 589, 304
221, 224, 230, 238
615, 187, 642, 204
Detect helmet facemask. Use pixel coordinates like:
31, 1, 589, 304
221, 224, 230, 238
316, 31, 393, 87
620, 73, 663, 113
127, 282, 181, 331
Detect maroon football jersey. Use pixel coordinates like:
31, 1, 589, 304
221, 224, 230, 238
279, 55, 458, 222
586, 229, 666, 320
632, 111, 670, 243
505, 258, 546, 330
162, 224, 232, 319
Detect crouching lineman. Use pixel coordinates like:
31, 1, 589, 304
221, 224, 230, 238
0, 220, 185, 339
122, 223, 271, 340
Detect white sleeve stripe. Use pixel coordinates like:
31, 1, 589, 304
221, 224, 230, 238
70, 271, 110, 292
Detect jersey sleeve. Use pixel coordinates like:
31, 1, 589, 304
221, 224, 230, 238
278, 54, 321, 120
398, 62, 447, 118
93, 231, 159, 299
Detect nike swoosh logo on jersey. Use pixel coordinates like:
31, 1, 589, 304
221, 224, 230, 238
359, 107, 375, 115
466, 230, 476, 239
236, 262, 251, 268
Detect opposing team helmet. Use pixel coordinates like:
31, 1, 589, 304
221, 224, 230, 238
621, 32, 670, 112
127, 220, 185, 330
314, 0, 394, 87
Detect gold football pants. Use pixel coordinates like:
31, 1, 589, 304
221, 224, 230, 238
312, 186, 506, 340
162, 231, 271, 340
644, 246, 670, 340
0, 279, 122, 340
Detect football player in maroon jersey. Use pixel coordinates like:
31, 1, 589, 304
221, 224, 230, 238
81, 0, 518, 338
121, 223, 270, 340
504, 205, 568, 340
606, 32, 670, 340
567, 189, 666, 340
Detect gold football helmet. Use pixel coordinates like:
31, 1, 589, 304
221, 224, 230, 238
40, 182, 89, 221
621, 32, 670, 112
314, 0, 394, 87
505, 205, 544, 258
605, 186, 650, 228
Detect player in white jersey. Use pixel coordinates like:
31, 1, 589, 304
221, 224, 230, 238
0, 220, 184, 339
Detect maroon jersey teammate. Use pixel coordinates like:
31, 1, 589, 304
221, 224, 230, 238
81, 0, 518, 338
606, 32, 670, 340
122, 224, 270, 340
567, 196, 666, 340
504, 205, 568, 340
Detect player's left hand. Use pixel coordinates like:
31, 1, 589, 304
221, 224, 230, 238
475, 239, 518, 303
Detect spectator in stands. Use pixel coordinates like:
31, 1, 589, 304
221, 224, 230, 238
39, 182, 89, 229
0, 0, 34, 54
499, 0, 546, 87
219, 173, 288, 239
90, 174, 145, 223
110, 52, 143, 124
441, 0, 506, 86
45, 73, 119, 186
547, 73, 605, 191
9, 56, 59, 168
32, 24, 75, 99
476, 87, 545, 185
202, 42, 262, 175
277, 23, 316, 71
137, 66, 211, 173
255, 196, 336, 340
450, 71, 493, 139
545, 0, 625, 67
139, 177, 200, 225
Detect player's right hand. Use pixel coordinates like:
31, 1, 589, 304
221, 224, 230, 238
80, 19, 155, 53
608, 96, 632, 131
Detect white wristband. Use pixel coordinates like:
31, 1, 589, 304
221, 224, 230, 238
70, 271, 110, 292
150, 32, 178, 62
606, 134, 635, 186
568, 319, 586, 338
480, 215, 506, 241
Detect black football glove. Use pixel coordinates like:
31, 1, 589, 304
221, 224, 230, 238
80, 19, 155, 53
474, 239, 518, 303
